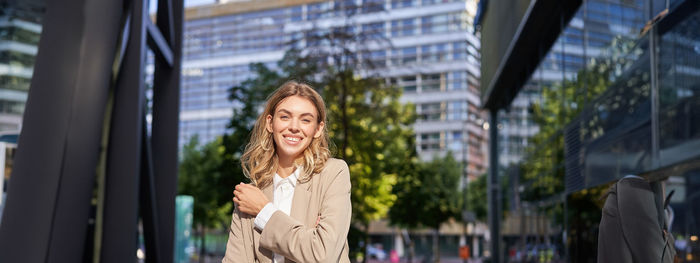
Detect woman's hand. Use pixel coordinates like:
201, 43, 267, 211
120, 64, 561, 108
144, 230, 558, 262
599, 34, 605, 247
233, 183, 269, 216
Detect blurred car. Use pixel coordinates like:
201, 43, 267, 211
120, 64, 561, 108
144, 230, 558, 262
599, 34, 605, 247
366, 244, 386, 260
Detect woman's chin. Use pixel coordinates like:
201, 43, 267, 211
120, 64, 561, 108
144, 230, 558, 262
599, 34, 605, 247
277, 148, 304, 161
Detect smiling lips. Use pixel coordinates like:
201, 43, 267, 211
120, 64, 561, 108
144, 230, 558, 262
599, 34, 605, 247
283, 135, 303, 145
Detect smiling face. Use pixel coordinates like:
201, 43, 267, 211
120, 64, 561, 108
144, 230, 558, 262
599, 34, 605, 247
266, 95, 325, 164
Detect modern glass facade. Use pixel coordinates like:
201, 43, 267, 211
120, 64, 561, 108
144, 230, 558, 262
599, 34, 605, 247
181, 0, 488, 176
490, 0, 700, 261
497, 0, 647, 167
0, 0, 44, 132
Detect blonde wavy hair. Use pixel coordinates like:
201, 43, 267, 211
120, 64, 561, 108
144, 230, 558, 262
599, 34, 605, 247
240, 81, 331, 189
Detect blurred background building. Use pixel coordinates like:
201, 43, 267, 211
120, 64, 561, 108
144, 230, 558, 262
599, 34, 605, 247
179, 0, 489, 178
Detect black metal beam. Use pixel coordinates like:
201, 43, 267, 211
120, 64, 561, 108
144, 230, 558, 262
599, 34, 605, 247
1, 0, 182, 262
158, 0, 175, 48
656, 0, 699, 36
147, 19, 174, 67
115, 11, 132, 77
487, 109, 501, 263
151, 0, 183, 261
140, 115, 161, 263
0, 0, 124, 261
482, 0, 582, 110
100, 0, 148, 262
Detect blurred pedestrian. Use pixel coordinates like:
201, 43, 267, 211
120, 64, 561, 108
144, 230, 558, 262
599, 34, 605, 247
390, 249, 399, 263
222, 81, 352, 262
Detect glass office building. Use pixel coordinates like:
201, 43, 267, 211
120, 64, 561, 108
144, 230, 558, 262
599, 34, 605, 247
497, 0, 647, 167
482, 0, 699, 261
181, 0, 488, 176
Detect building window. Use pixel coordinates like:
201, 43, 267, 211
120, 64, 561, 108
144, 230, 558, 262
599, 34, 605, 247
420, 132, 442, 150
391, 0, 417, 9
421, 73, 442, 92
420, 102, 443, 121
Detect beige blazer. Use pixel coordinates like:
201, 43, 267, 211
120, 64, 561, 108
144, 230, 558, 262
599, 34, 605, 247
223, 158, 352, 263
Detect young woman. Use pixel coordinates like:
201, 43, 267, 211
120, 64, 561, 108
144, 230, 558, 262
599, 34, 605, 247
223, 81, 351, 263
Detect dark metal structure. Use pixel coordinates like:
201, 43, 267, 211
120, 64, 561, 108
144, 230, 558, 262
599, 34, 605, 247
0, 0, 182, 262
478, 0, 583, 261
481, 0, 582, 110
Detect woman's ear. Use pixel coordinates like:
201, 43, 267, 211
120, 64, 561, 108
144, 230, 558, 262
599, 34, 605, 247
314, 121, 325, 138
266, 114, 273, 133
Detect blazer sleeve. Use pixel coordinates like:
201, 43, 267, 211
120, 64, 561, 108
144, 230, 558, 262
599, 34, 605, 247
222, 204, 252, 263
259, 161, 352, 263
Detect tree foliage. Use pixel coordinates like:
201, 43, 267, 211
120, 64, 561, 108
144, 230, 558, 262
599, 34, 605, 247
388, 157, 422, 230
178, 136, 232, 230
417, 153, 463, 229
389, 153, 463, 262
466, 174, 488, 222
321, 69, 415, 226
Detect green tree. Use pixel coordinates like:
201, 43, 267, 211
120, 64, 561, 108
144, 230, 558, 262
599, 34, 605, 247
464, 171, 510, 239
387, 150, 421, 262
421, 153, 462, 263
178, 136, 232, 262
466, 174, 488, 222
320, 69, 416, 262
390, 153, 462, 263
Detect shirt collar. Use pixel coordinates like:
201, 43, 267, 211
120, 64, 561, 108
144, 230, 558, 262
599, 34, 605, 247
273, 166, 300, 188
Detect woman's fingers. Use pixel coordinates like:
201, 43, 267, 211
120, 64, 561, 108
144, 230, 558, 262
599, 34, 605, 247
237, 183, 254, 191
231, 183, 268, 216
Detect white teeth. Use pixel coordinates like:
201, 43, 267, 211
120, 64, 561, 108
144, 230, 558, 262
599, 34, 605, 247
286, 137, 300, 142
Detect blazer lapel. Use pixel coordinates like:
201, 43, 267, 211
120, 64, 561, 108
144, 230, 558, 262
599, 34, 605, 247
290, 178, 312, 224
254, 184, 275, 263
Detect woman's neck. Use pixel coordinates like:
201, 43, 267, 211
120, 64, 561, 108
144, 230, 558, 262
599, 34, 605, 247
277, 156, 297, 178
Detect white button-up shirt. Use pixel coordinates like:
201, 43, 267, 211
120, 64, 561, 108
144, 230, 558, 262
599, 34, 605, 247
254, 167, 300, 263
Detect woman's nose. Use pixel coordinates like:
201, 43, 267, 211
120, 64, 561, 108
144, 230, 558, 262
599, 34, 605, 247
288, 119, 300, 132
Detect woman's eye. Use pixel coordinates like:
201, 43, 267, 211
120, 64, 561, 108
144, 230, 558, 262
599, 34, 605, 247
302, 119, 312, 123
280, 115, 289, 120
